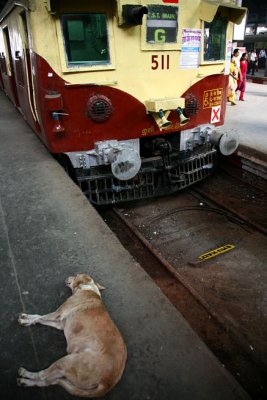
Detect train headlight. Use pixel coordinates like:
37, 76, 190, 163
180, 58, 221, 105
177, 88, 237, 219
52, 112, 65, 134
107, 148, 141, 181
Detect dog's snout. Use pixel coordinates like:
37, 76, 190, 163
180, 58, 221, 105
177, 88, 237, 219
66, 276, 74, 287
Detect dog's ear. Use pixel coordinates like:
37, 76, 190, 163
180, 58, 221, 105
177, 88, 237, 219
96, 282, 106, 291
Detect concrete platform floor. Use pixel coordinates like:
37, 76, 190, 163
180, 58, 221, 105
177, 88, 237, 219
0, 93, 252, 400
223, 81, 267, 160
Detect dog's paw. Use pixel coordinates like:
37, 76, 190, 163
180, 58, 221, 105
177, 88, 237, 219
18, 313, 27, 323
17, 377, 23, 386
18, 313, 30, 325
17, 368, 30, 386
18, 313, 27, 319
18, 367, 27, 377
17, 377, 31, 387
18, 313, 39, 326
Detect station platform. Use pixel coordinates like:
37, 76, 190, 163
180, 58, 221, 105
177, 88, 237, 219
0, 93, 252, 400
223, 75, 267, 174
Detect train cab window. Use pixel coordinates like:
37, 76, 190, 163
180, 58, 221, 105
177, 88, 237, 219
61, 14, 110, 66
20, 11, 29, 49
146, 5, 178, 44
203, 15, 227, 61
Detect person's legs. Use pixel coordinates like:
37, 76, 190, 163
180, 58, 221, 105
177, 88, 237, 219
228, 90, 236, 105
251, 61, 255, 75
247, 61, 252, 74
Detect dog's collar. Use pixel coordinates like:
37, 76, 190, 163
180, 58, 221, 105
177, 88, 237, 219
77, 283, 101, 297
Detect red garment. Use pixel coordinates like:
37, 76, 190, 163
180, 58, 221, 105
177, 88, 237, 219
240, 60, 248, 77
237, 60, 248, 100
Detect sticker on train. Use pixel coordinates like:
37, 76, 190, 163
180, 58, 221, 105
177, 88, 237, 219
203, 88, 223, 109
198, 244, 235, 261
211, 106, 221, 123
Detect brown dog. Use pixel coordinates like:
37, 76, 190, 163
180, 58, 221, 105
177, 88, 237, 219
17, 273, 127, 397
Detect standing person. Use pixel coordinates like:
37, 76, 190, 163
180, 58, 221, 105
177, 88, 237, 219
233, 48, 242, 83
237, 53, 248, 101
259, 48, 266, 69
255, 50, 259, 72
248, 49, 257, 75
228, 54, 238, 106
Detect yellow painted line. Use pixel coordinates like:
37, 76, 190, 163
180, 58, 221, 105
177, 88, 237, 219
198, 244, 235, 261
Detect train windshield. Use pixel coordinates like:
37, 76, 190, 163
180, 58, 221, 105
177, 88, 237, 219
61, 14, 110, 66
203, 15, 227, 61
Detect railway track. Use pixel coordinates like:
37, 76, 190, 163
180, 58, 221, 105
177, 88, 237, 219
100, 170, 267, 400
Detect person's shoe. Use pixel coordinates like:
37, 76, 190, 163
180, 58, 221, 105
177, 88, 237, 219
239, 98, 245, 101
231, 101, 237, 106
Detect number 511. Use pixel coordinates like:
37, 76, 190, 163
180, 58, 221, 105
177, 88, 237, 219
151, 55, 170, 70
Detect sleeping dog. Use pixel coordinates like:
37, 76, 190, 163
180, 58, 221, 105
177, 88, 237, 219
17, 273, 127, 397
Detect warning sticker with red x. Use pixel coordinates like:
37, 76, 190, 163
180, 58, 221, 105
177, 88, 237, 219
210, 106, 221, 124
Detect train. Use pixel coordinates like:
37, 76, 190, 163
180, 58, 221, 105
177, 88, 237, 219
0, 0, 247, 205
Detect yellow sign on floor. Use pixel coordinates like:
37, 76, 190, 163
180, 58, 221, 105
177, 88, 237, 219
198, 244, 235, 261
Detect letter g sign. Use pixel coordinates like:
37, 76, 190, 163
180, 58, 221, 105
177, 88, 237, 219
154, 29, 166, 43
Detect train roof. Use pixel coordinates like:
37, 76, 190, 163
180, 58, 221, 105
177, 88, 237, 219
0, 0, 29, 22
0, 0, 247, 23
200, 0, 247, 25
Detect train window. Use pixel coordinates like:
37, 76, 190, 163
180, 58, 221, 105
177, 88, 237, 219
0, 54, 7, 75
19, 12, 29, 49
2, 28, 11, 75
61, 14, 110, 66
146, 5, 178, 44
203, 15, 227, 61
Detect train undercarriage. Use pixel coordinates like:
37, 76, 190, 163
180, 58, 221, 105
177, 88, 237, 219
74, 145, 217, 205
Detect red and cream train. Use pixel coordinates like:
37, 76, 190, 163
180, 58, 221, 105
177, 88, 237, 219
0, 0, 246, 205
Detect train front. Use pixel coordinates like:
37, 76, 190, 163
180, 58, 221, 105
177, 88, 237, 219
36, 0, 247, 205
